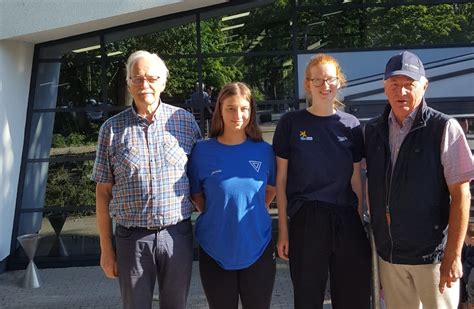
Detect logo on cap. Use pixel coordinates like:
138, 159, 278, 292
384, 51, 425, 81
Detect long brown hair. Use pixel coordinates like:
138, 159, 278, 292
304, 53, 347, 109
209, 82, 263, 142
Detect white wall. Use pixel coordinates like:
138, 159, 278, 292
0, 40, 34, 261
0, 0, 226, 43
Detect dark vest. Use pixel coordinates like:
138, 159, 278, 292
365, 100, 451, 264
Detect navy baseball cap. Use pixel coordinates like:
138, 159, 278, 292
384, 51, 425, 81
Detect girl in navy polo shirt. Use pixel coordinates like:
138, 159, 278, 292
273, 54, 371, 309
188, 82, 276, 309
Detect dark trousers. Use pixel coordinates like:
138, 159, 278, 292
115, 219, 193, 309
199, 240, 276, 309
289, 203, 371, 309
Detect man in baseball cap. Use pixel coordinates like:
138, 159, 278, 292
382, 50, 428, 123
364, 50, 474, 308
384, 50, 426, 81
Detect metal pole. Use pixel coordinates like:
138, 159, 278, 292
366, 221, 381, 309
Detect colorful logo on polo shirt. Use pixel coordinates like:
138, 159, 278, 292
249, 160, 262, 172
299, 130, 313, 141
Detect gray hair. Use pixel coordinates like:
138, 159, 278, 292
125, 50, 169, 83
419, 75, 428, 86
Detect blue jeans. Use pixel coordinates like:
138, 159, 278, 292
115, 219, 193, 309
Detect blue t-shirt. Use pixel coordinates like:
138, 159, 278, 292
188, 138, 276, 270
272, 109, 364, 217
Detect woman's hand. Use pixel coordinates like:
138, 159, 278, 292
277, 231, 289, 260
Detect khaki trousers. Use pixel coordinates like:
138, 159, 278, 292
378, 256, 459, 309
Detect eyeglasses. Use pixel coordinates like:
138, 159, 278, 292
129, 76, 160, 85
308, 77, 338, 87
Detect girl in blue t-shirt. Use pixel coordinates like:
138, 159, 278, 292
188, 82, 277, 309
272, 54, 371, 309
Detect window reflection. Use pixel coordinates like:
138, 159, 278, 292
201, 2, 291, 53
27, 112, 108, 160
16, 211, 100, 258
105, 21, 197, 58
57, 56, 102, 108
202, 56, 294, 102
39, 36, 101, 60
45, 161, 96, 208
297, 3, 473, 49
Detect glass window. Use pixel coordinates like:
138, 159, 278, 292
202, 55, 294, 102
16, 159, 96, 258
39, 36, 101, 60
19, 162, 49, 213
104, 55, 134, 108
201, 2, 291, 53
298, 0, 469, 5
157, 57, 199, 107
105, 16, 197, 58
19, 160, 95, 211
15, 210, 100, 258
34, 57, 103, 110
297, 3, 474, 50
44, 161, 96, 208
57, 56, 103, 109
34, 62, 62, 109
27, 111, 103, 160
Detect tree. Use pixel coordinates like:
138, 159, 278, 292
299, 2, 473, 49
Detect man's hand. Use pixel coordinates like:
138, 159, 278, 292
440, 181, 471, 293
100, 247, 118, 279
439, 254, 462, 293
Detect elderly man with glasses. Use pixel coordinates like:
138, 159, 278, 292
91, 50, 201, 309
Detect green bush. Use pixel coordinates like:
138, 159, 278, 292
52, 132, 89, 148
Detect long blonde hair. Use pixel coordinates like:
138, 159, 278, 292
304, 53, 347, 109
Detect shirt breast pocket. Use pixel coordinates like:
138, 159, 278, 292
163, 139, 187, 167
114, 145, 140, 177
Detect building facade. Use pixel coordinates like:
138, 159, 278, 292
1, 0, 472, 270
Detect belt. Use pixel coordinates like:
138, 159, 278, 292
119, 218, 190, 231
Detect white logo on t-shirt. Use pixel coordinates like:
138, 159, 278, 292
249, 160, 262, 172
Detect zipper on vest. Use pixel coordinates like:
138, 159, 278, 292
385, 161, 394, 263
384, 120, 425, 263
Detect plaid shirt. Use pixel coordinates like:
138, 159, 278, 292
91, 102, 201, 228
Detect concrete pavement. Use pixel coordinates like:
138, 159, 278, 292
0, 209, 334, 308
0, 260, 333, 309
